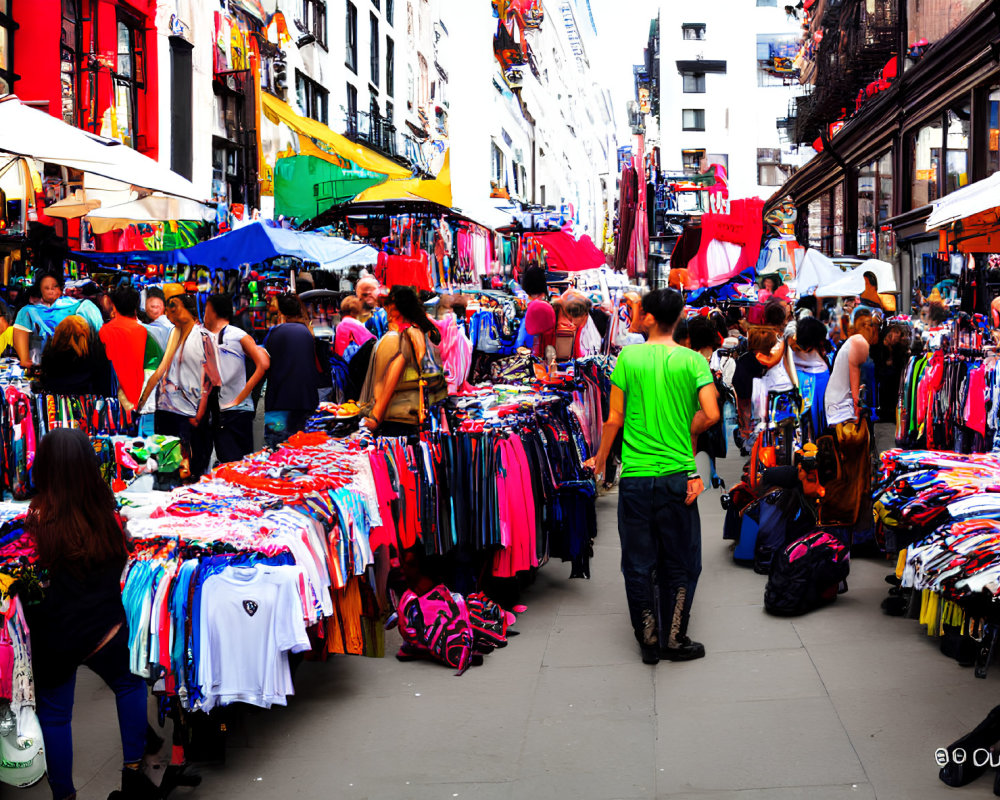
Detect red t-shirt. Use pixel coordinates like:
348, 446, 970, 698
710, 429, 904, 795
99, 315, 157, 406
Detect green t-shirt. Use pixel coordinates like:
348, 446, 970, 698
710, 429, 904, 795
611, 343, 714, 478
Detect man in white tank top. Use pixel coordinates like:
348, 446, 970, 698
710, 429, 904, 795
825, 307, 878, 426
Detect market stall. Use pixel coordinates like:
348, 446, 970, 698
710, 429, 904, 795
304, 199, 508, 289
0, 362, 606, 772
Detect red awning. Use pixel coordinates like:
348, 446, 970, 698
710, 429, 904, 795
527, 231, 607, 272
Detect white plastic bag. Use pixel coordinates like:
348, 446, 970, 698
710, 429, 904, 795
0, 701, 46, 788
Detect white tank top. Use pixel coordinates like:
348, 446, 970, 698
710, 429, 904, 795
825, 335, 861, 426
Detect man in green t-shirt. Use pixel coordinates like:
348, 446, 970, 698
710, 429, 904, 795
587, 289, 719, 665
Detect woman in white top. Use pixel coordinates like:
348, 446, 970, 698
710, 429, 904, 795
137, 294, 221, 480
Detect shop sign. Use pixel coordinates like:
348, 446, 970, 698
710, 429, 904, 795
638, 87, 650, 114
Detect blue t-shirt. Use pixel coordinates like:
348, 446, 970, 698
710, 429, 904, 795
14, 297, 105, 364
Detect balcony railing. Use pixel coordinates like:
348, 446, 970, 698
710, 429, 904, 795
344, 110, 398, 157
341, 109, 438, 175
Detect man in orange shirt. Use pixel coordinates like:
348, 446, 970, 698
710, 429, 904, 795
99, 287, 163, 434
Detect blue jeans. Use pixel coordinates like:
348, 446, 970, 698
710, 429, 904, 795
35, 627, 147, 800
618, 474, 702, 647
138, 413, 156, 438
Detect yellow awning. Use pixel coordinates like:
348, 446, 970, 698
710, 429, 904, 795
354, 150, 452, 207
261, 92, 412, 180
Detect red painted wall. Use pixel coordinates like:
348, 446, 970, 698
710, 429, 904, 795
12, 0, 158, 159
12, 0, 61, 116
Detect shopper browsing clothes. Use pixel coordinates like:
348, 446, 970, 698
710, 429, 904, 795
99, 287, 164, 423
141, 286, 173, 352
820, 306, 879, 527
586, 288, 720, 665
360, 285, 446, 437
204, 293, 270, 463
12, 272, 104, 367
137, 294, 221, 481
334, 295, 376, 360
26, 428, 161, 800
39, 315, 115, 397
356, 275, 389, 337
263, 293, 320, 447
789, 315, 832, 437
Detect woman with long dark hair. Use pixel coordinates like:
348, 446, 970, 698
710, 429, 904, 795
361, 285, 444, 436
25, 428, 158, 800
38, 314, 115, 396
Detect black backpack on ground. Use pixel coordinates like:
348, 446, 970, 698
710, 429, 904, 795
763, 531, 850, 616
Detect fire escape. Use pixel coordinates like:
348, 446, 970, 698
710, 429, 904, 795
791, 0, 899, 145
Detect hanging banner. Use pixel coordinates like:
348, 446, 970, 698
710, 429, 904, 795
687, 197, 765, 289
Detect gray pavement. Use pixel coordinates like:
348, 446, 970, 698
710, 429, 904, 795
20, 446, 1000, 800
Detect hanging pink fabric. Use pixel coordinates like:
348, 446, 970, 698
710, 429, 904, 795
434, 315, 473, 393
526, 231, 606, 272
492, 437, 539, 578
687, 197, 765, 288
967, 365, 987, 436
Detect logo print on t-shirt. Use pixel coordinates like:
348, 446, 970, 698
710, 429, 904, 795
243, 600, 259, 617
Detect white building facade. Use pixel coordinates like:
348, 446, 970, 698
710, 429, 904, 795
448, 0, 617, 243
656, 0, 810, 200
101, 0, 614, 233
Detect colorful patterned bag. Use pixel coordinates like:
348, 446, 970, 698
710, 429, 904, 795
395, 584, 474, 675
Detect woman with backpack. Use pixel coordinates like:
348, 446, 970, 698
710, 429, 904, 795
361, 286, 447, 437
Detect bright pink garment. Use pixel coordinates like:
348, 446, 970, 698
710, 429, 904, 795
916, 351, 943, 430
333, 316, 375, 359
367, 452, 400, 552
967, 365, 987, 436
493, 437, 538, 577
434, 315, 472, 393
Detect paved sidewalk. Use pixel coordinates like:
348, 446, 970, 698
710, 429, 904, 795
22, 451, 1000, 800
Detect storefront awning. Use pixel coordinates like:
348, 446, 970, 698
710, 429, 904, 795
926, 171, 1000, 231
353, 150, 452, 207
0, 96, 205, 202
261, 92, 412, 180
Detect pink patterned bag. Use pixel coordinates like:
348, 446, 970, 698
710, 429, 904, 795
395, 584, 474, 675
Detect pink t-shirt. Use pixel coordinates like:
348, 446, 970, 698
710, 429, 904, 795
334, 316, 375, 359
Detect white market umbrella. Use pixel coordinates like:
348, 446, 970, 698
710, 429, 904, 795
0, 95, 204, 202
791, 249, 843, 296
815, 258, 898, 296
926, 171, 1000, 230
